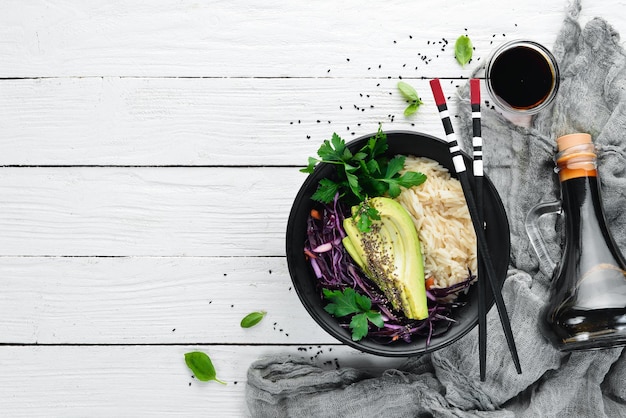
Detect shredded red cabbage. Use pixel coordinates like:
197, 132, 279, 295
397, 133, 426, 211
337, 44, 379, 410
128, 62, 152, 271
303, 194, 475, 345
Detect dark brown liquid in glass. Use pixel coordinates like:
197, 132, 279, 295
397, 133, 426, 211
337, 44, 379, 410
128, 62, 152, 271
490, 46, 554, 109
541, 175, 626, 350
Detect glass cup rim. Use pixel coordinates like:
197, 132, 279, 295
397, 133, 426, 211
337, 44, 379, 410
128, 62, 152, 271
485, 39, 560, 115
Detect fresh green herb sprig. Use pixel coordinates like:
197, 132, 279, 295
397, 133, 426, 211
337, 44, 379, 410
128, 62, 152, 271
455, 35, 473, 67
354, 199, 380, 233
323, 288, 384, 341
397, 81, 424, 116
301, 127, 426, 231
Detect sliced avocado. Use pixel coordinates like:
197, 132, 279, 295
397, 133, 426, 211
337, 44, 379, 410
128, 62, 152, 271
343, 197, 427, 320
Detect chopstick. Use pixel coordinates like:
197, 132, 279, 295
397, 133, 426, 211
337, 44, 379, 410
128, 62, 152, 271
429, 78, 522, 377
470, 78, 487, 381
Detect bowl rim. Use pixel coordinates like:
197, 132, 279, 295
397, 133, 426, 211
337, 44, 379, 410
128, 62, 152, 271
286, 129, 511, 357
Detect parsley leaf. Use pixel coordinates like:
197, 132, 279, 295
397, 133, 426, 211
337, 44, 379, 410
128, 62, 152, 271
322, 288, 384, 341
397, 81, 424, 116
455, 35, 473, 67
311, 178, 342, 203
354, 199, 381, 232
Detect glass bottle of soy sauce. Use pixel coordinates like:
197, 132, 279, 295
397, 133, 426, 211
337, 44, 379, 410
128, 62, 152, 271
541, 133, 626, 351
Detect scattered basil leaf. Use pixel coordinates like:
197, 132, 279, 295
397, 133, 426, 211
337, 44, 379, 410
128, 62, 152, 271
323, 288, 384, 341
455, 35, 473, 67
397, 81, 419, 102
241, 311, 266, 328
397, 81, 423, 116
184, 351, 227, 385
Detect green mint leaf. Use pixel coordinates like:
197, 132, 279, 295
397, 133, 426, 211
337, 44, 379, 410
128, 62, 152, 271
455, 35, 473, 67
323, 288, 361, 317
184, 352, 227, 385
240, 311, 266, 328
311, 178, 341, 203
397, 81, 418, 102
350, 313, 369, 341
365, 310, 385, 328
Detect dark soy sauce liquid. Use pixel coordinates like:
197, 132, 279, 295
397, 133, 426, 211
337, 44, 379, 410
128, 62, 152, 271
541, 176, 626, 350
490, 46, 554, 109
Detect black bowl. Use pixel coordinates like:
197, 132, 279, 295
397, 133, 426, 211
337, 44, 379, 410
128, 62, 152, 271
286, 130, 511, 357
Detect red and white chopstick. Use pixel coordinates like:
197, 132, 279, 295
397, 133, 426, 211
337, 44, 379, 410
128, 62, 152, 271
430, 78, 521, 377
470, 78, 488, 381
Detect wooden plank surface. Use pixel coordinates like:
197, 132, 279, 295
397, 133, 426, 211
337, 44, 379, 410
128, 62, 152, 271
2, 0, 626, 416
0, 0, 574, 78
0, 77, 460, 166
0, 167, 301, 256
0, 344, 408, 417
0, 256, 336, 344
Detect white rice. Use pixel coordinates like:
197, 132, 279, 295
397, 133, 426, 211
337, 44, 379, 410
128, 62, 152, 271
395, 156, 477, 289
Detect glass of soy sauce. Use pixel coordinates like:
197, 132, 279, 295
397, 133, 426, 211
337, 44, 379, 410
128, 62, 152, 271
486, 40, 560, 115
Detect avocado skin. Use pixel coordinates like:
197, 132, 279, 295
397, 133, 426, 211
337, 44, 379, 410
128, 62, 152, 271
342, 197, 427, 320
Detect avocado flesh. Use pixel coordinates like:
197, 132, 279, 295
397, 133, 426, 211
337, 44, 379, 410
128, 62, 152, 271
342, 197, 427, 320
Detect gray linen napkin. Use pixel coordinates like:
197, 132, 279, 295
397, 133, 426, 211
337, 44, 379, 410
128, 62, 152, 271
246, 1, 626, 416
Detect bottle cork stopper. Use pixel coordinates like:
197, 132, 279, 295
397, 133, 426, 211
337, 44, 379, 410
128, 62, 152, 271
556, 133, 592, 152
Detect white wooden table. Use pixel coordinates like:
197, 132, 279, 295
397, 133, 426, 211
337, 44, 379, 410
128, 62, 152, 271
0, 1, 623, 416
